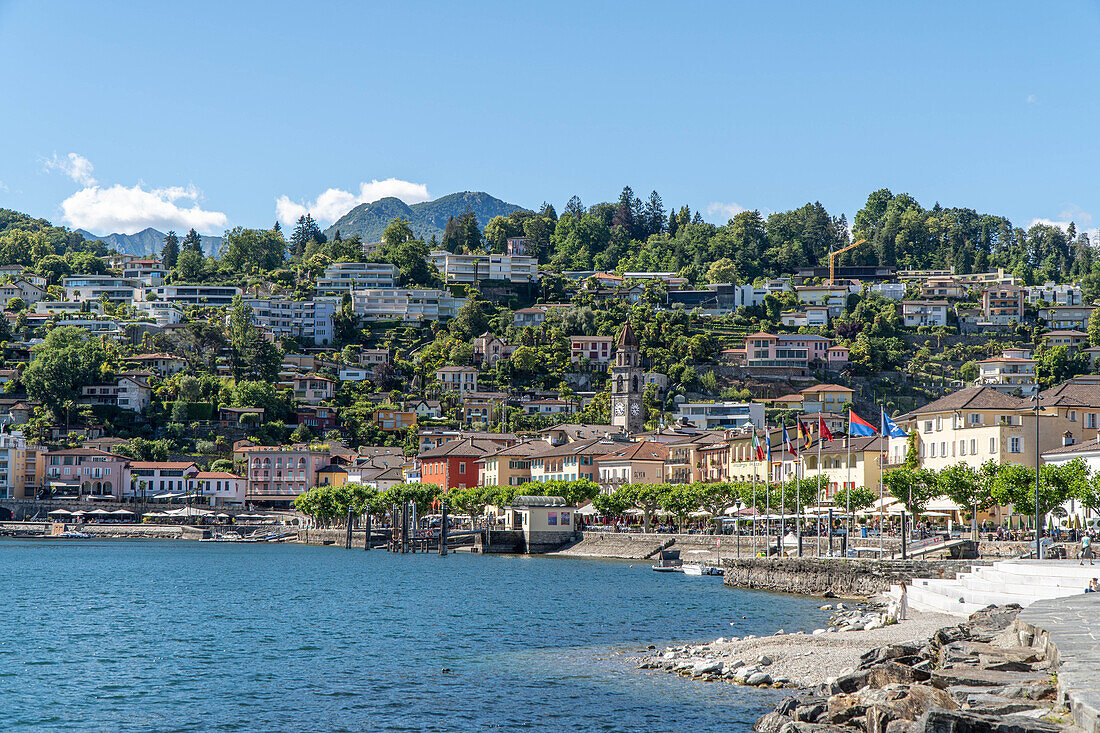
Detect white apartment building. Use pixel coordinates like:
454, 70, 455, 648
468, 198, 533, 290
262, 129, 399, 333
63, 276, 138, 303
242, 297, 338, 345
1026, 283, 1083, 307
901, 300, 949, 328
35, 301, 103, 316
121, 259, 168, 286
429, 251, 538, 284
674, 401, 765, 430
350, 288, 466, 322
976, 348, 1037, 397
315, 262, 399, 292
133, 301, 185, 325
145, 285, 241, 307
871, 282, 907, 300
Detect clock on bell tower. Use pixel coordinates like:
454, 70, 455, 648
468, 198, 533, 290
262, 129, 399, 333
610, 322, 644, 433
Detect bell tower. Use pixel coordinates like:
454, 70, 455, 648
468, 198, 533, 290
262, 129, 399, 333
610, 322, 644, 433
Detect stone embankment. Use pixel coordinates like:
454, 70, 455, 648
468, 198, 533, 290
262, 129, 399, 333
557, 531, 751, 562
745, 605, 1073, 733
723, 558, 987, 598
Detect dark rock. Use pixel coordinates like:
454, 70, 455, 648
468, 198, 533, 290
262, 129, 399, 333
946, 684, 1052, 705
965, 604, 1023, 632
932, 627, 968, 648
981, 659, 1034, 673
884, 721, 916, 733
775, 697, 803, 716
867, 661, 932, 688
860, 643, 922, 669
911, 708, 1060, 733
793, 702, 827, 723
777, 722, 852, 733
755, 712, 791, 733
815, 681, 841, 698
836, 669, 871, 693
930, 667, 1050, 690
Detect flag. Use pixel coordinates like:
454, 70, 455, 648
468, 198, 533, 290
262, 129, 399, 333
797, 418, 812, 446
819, 415, 834, 442
782, 424, 798, 456
881, 409, 908, 438
753, 431, 764, 461
765, 430, 772, 463
848, 409, 877, 437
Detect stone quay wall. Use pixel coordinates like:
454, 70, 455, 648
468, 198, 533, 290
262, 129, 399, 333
721, 557, 987, 597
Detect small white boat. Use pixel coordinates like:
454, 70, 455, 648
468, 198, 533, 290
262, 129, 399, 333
58, 530, 91, 539
682, 562, 723, 577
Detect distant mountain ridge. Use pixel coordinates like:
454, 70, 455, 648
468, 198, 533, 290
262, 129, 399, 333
324, 191, 528, 243
76, 227, 222, 257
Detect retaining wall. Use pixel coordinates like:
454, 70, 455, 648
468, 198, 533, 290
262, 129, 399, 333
721, 557, 985, 597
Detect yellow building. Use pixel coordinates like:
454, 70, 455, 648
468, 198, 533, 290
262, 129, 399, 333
800, 436, 885, 498
666, 433, 728, 483
891, 386, 1060, 471
477, 440, 544, 487
316, 463, 349, 488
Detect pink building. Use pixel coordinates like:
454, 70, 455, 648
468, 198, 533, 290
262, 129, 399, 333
240, 445, 330, 508
743, 332, 833, 370
45, 448, 130, 498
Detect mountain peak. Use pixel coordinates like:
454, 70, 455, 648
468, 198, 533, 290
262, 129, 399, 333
323, 191, 528, 242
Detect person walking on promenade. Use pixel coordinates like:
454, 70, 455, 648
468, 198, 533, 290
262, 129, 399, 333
898, 582, 909, 621
1081, 532, 1094, 566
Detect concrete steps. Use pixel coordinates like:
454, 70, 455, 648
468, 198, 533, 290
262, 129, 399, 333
901, 560, 1100, 617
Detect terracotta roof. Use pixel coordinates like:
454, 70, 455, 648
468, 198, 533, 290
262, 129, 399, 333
477, 440, 546, 461
800, 384, 854, 394
196, 471, 242, 479
418, 438, 501, 459
1042, 438, 1100, 458
47, 448, 127, 458
1040, 377, 1100, 408
596, 440, 669, 462
900, 387, 1030, 418
616, 321, 639, 349
532, 437, 622, 459
435, 365, 478, 372
1043, 330, 1088, 337
129, 461, 197, 470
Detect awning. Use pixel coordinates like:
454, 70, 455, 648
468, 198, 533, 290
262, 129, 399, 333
575, 503, 599, 516
924, 497, 963, 513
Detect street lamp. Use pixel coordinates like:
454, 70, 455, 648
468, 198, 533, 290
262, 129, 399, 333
1030, 390, 1043, 559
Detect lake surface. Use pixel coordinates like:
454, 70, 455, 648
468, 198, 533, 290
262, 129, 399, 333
0, 539, 826, 732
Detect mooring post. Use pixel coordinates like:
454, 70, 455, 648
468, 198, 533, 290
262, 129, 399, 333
410, 501, 418, 553
828, 509, 834, 557
440, 499, 448, 556
391, 504, 399, 552
345, 509, 354, 549
364, 511, 371, 551
401, 502, 409, 553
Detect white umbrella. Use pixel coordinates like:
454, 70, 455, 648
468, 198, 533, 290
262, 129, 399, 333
110, 509, 134, 516
47, 509, 72, 515
924, 497, 963, 513
87, 509, 111, 516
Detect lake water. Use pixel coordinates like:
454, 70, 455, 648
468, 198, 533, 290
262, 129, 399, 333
0, 539, 826, 732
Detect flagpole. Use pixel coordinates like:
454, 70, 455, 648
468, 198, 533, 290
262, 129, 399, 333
797, 450, 803, 558
879, 408, 886, 558
816, 426, 823, 557
752, 430, 758, 558
846, 432, 852, 545
766, 426, 772, 557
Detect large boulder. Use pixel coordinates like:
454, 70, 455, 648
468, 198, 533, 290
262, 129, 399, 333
867, 661, 932, 688
864, 685, 957, 733
755, 712, 791, 733
911, 708, 1060, 733
930, 667, 1050, 690
825, 693, 867, 725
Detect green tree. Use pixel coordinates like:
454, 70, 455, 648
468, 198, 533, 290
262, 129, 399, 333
181, 228, 204, 254
22, 326, 110, 418
937, 462, 993, 539
227, 297, 282, 381
175, 250, 204, 281
883, 466, 939, 515
6, 297, 25, 313
832, 485, 876, 512
705, 257, 737, 284
221, 227, 287, 273
510, 345, 539, 373
162, 230, 180, 268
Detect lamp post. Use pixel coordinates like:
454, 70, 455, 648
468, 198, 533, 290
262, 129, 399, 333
1030, 390, 1043, 559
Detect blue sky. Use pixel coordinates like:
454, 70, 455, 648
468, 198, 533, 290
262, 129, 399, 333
1, 1, 1098, 237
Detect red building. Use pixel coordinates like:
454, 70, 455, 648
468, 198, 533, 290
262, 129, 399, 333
418, 438, 500, 490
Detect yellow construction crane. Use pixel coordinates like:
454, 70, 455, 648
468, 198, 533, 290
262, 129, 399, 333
828, 238, 866, 285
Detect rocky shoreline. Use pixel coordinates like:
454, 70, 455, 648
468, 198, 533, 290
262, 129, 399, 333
639, 603, 1071, 733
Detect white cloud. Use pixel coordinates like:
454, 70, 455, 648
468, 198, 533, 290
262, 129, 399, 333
44, 152, 98, 186
275, 178, 431, 227
1026, 94, 1038, 104
1029, 205, 1100, 244
60, 183, 228, 235
705, 201, 747, 222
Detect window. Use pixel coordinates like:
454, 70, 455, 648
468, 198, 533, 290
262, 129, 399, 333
1009, 437, 1022, 453
459, 463, 466, 474
941, 441, 946, 456
935, 417, 942, 431
1070, 411, 1077, 422
970, 438, 977, 454
969, 413, 981, 425
1089, 414, 1097, 430
930, 443, 936, 458
924, 421, 933, 434
990, 436, 998, 454
959, 440, 966, 456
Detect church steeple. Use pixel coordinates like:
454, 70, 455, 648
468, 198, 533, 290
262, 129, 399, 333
611, 321, 643, 433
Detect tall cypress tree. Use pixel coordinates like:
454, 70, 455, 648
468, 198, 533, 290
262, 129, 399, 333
162, 230, 180, 268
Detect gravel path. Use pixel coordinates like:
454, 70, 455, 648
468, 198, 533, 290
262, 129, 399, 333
651, 610, 958, 688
